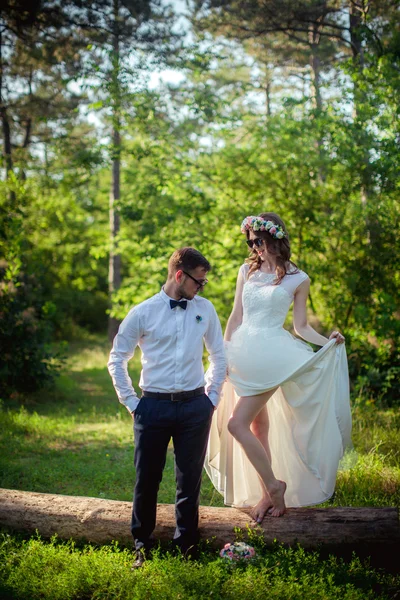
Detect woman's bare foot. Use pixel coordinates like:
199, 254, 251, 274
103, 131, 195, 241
250, 492, 273, 523
268, 480, 287, 517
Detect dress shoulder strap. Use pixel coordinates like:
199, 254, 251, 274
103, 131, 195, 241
294, 269, 309, 285
239, 263, 250, 280
281, 268, 310, 298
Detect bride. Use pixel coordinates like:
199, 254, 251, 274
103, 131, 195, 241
206, 212, 352, 521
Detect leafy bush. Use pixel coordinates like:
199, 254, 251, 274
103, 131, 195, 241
0, 263, 63, 397
0, 535, 398, 600
348, 334, 400, 408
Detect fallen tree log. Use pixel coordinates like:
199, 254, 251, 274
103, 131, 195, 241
0, 489, 399, 553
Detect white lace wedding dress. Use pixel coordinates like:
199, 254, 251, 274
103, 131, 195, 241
206, 264, 352, 508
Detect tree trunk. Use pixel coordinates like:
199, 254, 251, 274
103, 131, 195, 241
1, 107, 13, 176
349, 1, 365, 67
108, 0, 122, 343
349, 1, 371, 235
108, 127, 122, 342
0, 30, 13, 179
309, 25, 322, 113
264, 68, 272, 117
308, 19, 327, 186
0, 489, 399, 558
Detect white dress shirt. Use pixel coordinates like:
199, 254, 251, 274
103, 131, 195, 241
108, 288, 226, 413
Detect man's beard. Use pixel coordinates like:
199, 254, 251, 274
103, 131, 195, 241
176, 284, 196, 300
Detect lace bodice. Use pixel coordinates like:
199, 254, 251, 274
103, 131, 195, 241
240, 264, 309, 330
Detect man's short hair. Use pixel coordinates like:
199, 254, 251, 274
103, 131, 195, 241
168, 247, 211, 278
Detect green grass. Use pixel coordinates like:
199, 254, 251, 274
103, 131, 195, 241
0, 333, 222, 505
0, 533, 399, 600
0, 333, 399, 599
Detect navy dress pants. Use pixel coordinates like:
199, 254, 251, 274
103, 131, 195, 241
132, 394, 214, 553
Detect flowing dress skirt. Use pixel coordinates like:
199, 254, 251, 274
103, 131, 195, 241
205, 338, 352, 508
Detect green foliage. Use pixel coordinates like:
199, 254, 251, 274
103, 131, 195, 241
0, 180, 62, 396
0, 265, 62, 397
0, 534, 398, 600
0, 164, 109, 396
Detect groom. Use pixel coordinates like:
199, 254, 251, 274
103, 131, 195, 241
108, 247, 226, 567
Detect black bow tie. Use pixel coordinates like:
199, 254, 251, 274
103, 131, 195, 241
170, 299, 187, 310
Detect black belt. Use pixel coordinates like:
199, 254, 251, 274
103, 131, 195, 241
141, 386, 205, 402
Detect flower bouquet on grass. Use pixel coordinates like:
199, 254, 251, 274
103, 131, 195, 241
220, 542, 256, 563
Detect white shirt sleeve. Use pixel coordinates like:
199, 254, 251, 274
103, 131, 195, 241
204, 303, 227, 408
107, 307, 141, 414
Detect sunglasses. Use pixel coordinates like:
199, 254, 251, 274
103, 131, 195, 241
246, 238, 264, 249
182, 270, 209, 287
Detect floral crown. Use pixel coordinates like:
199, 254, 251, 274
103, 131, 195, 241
241, 215, 286, 239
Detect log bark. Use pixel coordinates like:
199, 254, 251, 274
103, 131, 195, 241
0, 489, 399, 553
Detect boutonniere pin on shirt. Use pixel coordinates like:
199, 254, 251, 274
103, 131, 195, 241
196, 315, 202, 323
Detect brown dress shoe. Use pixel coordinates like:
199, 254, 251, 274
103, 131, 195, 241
131, 549, 146, 570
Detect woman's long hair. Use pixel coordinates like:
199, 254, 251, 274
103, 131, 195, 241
246, 212, 298, 284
